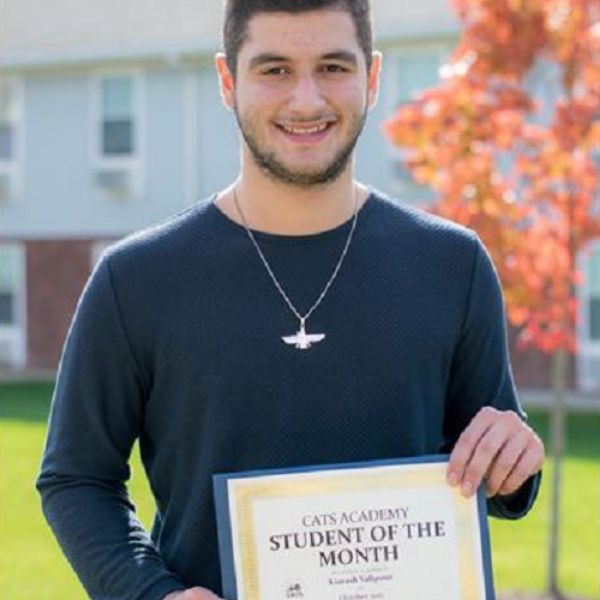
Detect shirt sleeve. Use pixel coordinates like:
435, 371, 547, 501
443, 234, 541, 519
35, 256, 186, 600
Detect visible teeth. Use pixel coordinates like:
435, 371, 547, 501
280, 122, 330, 135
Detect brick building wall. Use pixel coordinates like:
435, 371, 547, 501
26, 240, 94, 369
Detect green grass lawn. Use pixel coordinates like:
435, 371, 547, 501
1, 382, 599, 599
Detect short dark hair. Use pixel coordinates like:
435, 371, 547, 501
222, 0, 373, 77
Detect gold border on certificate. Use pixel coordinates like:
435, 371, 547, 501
226, 462, 486, 600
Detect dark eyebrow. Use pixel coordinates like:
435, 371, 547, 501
320, 51, 358, 66
248, 50, 359, 70
248, 53, 290, 70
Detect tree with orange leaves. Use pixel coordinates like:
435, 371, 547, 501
384, 1, 600, 596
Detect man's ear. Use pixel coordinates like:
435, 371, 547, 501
367, 50, 382, 110
215, 52, 235, 111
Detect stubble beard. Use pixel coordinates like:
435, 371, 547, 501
234, 104, 368, 189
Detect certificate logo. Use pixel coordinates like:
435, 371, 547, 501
285, 581, 304, 598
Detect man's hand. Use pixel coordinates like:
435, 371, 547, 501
163, 588, 224, 600
447, 406, 544, 498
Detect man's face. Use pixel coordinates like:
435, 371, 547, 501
217, 9, 381, 187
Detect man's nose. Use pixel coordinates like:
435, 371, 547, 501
287, 75, 328, 114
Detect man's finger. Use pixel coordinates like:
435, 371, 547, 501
485, 429, 531, 497
459, 419, 514, 496
447, 406, 499, 489
498, 435, 545, 495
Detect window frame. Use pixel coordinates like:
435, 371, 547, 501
576, 238, 600, 392
382, 44, 452, 199
0, 243, 27, 369
89, 68, 146, 199
0, 76, 25, 203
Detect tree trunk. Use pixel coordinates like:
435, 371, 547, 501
547, 348, 567, 599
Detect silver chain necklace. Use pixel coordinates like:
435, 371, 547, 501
232, 186, 361, 350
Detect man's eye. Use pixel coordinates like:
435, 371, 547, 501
262, 67, 288, 76
322, 64, 347, 73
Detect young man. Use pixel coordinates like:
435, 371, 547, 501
37, 2, 544, 599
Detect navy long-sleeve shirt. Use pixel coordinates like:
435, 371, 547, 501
37, 189, 539, 600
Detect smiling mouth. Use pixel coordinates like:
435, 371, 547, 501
274, 119, 337, 141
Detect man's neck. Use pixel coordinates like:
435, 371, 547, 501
214, 162, 369, 236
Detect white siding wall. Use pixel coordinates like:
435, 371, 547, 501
0, 0, 459, 232
1, 0, 222, 62
0, 67, 205, 237
1, 0, 457, 66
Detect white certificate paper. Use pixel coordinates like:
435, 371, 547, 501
213, 456, 495, 600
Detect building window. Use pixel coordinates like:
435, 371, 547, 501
395, 53, 445, 105
0, 289, 14, 324
385, 50, 448, 199
591, 297, 600, 341
0, 86, 15, 161
577, 240, 600, 392
101, 76, 135, 156
92, 71, 144, 200
0, 244, 26, 368
0, 80, 20, 161
586, 244, 600, 341
0, 78, 23, 203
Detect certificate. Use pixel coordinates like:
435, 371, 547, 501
213, 455, 495, 600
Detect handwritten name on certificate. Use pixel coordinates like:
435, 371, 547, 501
213, 456, 495, 600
